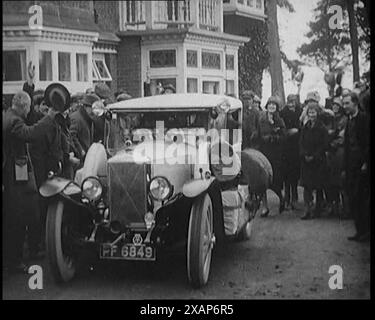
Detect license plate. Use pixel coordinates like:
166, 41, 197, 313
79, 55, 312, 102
100, 243, 156, 261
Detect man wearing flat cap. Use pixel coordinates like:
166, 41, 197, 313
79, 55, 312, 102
241, 90, 261, 149
70, 93, 101, 161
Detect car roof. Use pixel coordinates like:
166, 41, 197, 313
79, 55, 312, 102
108, 93, 242, 111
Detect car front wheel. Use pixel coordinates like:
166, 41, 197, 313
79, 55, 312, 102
46, 200, 76, 283
187, 193, 215, 288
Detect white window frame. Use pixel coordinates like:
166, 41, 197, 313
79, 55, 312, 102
92, 54, 112, 82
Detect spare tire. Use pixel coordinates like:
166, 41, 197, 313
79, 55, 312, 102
240, 148, 273, 194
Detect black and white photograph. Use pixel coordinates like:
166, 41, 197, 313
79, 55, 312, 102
2, 0, 371, 302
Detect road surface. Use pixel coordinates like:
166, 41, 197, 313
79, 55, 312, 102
3, 188, 370, 300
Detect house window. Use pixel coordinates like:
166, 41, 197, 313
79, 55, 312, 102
187, 78, 198, 93
256, 0, 262, 9
76, 53, 88, 82
3, 50, 26, 81
187, 50, 198, 68
93, 56, 112, 81
202, 51, 221, 70
226, 80, 235, 95
247, 0, 254, 7
202, 81, 220, 94
150, 50, 176, 68
39, 50, 52, 81
238, 0, 244, 4
226, 54, 234, 70
58, 52, 71, 81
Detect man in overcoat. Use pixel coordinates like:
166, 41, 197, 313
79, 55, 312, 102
241, 90, 261, 150
3, 91, 44, 272
69, 93, 100, 161
280, 94, 302, 209
342, 92, 370, 242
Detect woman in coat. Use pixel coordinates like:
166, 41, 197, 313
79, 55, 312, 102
299, 102, 329, 219
258, 96, 286, 217
325, 97, 347, 217
280, 94, 302, 210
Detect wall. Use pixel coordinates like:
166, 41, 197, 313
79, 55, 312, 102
93, 1, 119, 32
117, 36, 142, 98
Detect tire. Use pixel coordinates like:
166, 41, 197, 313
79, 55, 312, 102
46, 200, 76, 283
187, 193, 215, 288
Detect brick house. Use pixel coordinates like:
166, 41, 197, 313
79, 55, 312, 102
3, 1, 119, 97
3, 1, 266, 101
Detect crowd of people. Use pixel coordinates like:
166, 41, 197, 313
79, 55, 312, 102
2, 63, 134, 274
2, 61, 370, 275
241, 84, 370, 243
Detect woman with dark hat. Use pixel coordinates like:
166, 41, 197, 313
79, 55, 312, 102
258, 96, 286, 217
299, 102, 329, 219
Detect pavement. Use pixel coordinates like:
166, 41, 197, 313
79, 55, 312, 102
2, 188, 370, 300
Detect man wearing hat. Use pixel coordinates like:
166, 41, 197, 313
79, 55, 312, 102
94, 82, 115, 142
163, 83, 176, 94
3, 87, 74, 271
116, 93, 132, 102
70, 93, 101, 160
241, 90, 261, 149
3, 91, 44, 272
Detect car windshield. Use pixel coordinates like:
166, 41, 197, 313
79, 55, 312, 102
105, 111, 209, 156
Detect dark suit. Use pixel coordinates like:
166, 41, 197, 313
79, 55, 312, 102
2, 109, 44, 266
242, 108, 261, 149
69, 106, 95, 160
280, 106, 302, 204
299, 120, 329, 211
344, 111, 369, 235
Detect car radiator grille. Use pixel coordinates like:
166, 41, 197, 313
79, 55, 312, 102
108, 161, 147, 227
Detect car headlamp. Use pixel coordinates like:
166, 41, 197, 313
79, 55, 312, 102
81, 176, 103, 202
149, 176, 172, 201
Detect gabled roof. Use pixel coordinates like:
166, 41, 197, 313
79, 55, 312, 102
108, 94, 243, 111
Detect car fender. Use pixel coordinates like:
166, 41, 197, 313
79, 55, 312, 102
182, 177, 216, 198
39, 176, 81, 198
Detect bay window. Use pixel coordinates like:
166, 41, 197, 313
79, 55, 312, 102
58, 52, 71, 81
3, 50, 26, 81
76, 53, 88, 82
39, 50, 52, 81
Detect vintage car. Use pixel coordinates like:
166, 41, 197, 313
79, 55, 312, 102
40, 93, 267, 288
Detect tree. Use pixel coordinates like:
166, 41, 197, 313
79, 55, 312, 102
238, 19, 270, 98
298, 0, 351, 73
265, 0, 295, 105
346, 0, 360, 82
